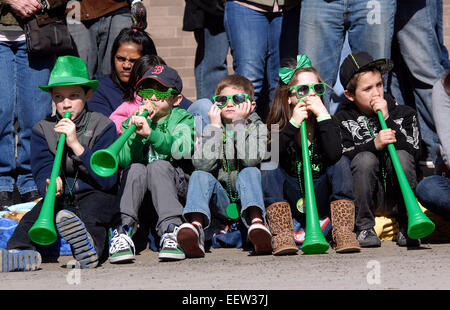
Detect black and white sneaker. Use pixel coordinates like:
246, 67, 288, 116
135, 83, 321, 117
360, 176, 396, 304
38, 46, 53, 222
56, 210, 99, 269
109, 226, 136, 263
176, 223, 205, 258
396, 230, 421, 247
356, 228, 381, 247
159, 226, 185, 261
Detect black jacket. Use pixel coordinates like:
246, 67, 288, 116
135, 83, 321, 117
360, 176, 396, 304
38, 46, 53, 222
277, 117, 343, 180
335, 93, 421, 162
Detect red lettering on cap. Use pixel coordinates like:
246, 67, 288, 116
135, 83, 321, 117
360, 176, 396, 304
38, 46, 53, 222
152, 65, 164, 74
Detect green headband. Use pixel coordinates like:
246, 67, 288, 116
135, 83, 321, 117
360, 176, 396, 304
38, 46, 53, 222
278, 54, 312, 84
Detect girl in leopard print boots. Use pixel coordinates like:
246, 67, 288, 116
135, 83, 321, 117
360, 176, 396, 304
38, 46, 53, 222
261, 55, 360, 254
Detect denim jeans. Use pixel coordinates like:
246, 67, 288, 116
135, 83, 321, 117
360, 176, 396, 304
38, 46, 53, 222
298, 0, 396, 110
224, 1, 283, 117
194, 25, 229, 101
261, 156, 354, 219
388, 0, 450, 163
67, 9, 131, 78
0, 40, 53, 194
187, 98, 212, 137
183, 167, 266, 228
416, 176, 450, 219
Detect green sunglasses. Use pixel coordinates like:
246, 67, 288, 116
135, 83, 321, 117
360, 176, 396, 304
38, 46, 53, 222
212, 93, 251, 108
289, 83, 326, 98
138, 87, 177, 101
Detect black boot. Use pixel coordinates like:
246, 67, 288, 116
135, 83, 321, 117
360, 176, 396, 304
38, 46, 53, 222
20, 190, 41, 203
0, 191, 14, 210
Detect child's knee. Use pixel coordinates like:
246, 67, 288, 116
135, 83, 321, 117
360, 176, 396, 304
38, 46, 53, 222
351, 152, 379, 174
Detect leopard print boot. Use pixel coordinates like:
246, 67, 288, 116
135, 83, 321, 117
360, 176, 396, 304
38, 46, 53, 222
330, 200, 361, 253
265, 202, 299, 255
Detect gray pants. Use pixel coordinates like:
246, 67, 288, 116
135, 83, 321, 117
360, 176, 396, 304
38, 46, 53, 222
67, 9, 131, 78
351, 150, 417, 231
119, 161, 189, 237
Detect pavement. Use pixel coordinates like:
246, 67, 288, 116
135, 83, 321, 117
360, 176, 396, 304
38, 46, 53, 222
2, 240, 450, 291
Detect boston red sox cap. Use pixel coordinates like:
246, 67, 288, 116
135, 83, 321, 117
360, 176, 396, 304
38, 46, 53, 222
136, 64, 183, 93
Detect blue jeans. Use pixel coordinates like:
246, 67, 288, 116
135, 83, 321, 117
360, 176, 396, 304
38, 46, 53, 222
183, 167, 266, 229
67, 9, 131, 78
261, 156, 354, 219
187, 98, 212, 136
224, 1, 283, 116
194, 25, 229, 101
388, 0, 450, 163
416, 176, 450, 219
0, 41, 53, 194
298, 0, 396, 110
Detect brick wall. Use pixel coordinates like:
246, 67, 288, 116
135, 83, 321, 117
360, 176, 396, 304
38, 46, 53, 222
145, 0, 450, 102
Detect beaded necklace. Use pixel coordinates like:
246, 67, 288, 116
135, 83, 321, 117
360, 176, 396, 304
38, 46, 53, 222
222, 129, 240, 219
294, 140, 314, 214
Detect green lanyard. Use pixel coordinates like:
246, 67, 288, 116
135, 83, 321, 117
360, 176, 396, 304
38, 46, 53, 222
363, 115, 387, 191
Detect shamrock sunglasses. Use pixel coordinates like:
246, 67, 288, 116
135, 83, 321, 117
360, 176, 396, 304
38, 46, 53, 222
137, 87, 178, 100
289, 83, 326, 98
212, 93, 251, 108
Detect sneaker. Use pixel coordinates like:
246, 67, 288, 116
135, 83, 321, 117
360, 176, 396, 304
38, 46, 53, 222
177, 223, 205, 258
356, 228, 381, 247
159, 226, 185, 261
396, 230, 421, 247
1, 249, 41, 272
131, 0, 147, 30
55, 210, 99, 269
109, 226, 136, 263
247, 222, 272, 255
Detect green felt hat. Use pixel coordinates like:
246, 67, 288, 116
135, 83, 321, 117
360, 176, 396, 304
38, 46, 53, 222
39, 56, 99, 92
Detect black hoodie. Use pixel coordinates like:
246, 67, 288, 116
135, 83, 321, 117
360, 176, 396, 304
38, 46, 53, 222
335, 93, 421, 162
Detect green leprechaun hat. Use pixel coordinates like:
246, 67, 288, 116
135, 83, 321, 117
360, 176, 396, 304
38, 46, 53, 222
39, 55, 99, 92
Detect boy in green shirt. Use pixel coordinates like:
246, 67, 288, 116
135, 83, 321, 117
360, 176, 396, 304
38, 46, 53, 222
109, 65, 195, 263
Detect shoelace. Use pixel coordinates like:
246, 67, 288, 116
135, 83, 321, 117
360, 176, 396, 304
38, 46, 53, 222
110, 232, 134, 253
162, 236, 178, 249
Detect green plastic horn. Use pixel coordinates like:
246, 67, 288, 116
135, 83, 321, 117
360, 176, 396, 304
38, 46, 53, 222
90, 109, 149, 177
298, 101, 329, 254
376, 110, 435, 239
28, 111, 71, 245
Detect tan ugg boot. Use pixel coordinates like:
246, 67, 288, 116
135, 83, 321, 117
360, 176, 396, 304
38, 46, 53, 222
330, 200, 361, 253
265, 202, 299, 255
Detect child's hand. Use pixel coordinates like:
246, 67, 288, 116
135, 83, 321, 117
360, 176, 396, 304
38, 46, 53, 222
292, 100, 308, 125
232, 101, 253, 122
374, 128, 396, 150
46, 176, 63, 197
129, 115, 151, 137
139, 99, 157, 120
54, 118, 85, 156
304, 96, 329, 118
54, 118, 77, 146
370, 96, 389, 120
208, 103, 222, 128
